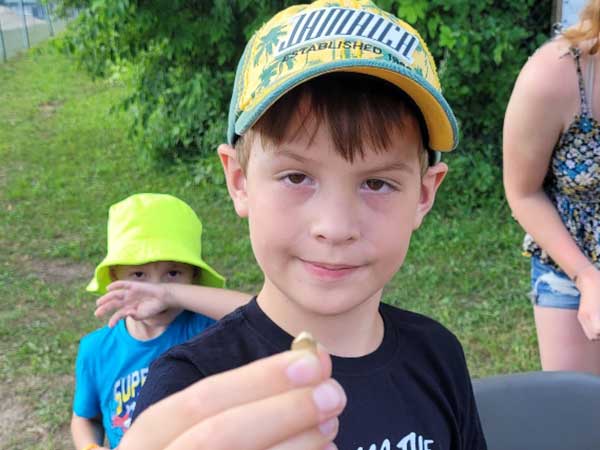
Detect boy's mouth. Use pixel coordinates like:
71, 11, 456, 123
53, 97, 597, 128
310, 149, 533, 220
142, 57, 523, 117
300, 259, 361, 279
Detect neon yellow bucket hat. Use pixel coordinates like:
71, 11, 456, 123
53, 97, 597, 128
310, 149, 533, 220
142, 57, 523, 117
87, 193, 225, 294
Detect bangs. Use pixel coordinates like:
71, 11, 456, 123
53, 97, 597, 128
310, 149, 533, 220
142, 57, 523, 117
249, 73, 427, 163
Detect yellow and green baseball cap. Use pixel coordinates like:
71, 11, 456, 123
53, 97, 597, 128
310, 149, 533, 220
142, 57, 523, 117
87, 193, 225, 294
228, 0, 458, 152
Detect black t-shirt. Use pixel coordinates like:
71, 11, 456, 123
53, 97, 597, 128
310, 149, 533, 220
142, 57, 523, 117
134, 298, 486, 450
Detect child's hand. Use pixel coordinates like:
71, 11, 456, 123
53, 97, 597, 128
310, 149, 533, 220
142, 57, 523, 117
118, 348, 344, 450
95, 281, 171, 328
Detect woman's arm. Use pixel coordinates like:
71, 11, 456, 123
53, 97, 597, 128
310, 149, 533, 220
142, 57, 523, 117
503, 39, 600, 339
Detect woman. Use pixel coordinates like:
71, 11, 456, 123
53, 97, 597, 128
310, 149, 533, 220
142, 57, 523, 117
504, 0, 600, 374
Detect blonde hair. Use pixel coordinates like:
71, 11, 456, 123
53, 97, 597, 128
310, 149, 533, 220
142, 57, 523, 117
563, 0, 600, 54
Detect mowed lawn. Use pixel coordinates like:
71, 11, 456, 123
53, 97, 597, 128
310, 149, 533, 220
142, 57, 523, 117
0, 43, 538, 449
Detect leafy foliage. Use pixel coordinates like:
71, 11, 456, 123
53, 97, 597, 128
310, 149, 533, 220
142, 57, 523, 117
57, 0, 551, 194
384, 0, 552, 164
383, 0, 552, 208
56, 0, 296, 161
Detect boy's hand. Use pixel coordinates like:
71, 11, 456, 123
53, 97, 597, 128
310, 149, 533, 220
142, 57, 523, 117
95, 281, 171, 328
576, 267, 600, 341
118, 349, 344, 450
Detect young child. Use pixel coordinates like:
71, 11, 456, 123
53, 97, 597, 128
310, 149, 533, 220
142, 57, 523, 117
70, 193, 249, 450
130, 1, 487, 448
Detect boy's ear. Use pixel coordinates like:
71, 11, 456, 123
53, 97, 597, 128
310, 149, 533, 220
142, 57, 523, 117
217, 144, 249, 218
109, 267, 117, 282
413, 162, 448, 230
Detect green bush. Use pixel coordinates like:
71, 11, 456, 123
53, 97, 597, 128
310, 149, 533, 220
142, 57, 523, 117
397, 0, 551, 211
387, 0, 551, 165
57, 0, 551, 202
57, 0, 296, 161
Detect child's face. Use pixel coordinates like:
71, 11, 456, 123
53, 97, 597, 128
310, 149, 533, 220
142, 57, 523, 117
111, 261, 196, 285
110, 261, 196, 324
220, 115, 446, 317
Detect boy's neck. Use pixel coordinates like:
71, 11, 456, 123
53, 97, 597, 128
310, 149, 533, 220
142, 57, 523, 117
256, 283, 384, 357
125, 316, 170, 341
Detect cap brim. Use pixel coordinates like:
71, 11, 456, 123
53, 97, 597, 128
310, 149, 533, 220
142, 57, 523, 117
234, 59, 458, 152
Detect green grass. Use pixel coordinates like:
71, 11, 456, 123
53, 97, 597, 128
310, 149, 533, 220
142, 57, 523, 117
0, 42, 538, 449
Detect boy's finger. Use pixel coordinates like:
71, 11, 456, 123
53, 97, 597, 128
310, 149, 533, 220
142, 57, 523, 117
106, 280, 132, 292
94, 296, 124, 318
108, 308, 135, 328
122, 349, 334, 450
96, 290, 123, 307
163, 382, 344, 450
267, 420, 339, 450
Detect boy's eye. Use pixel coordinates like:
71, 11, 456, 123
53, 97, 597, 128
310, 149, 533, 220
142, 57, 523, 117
363, 179, 392, 192
132, 271, 145, 279
285, 173, 308, 184
167, 270, 181, 277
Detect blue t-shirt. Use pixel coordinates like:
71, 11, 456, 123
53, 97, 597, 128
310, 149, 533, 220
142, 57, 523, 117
73, 310, 214, 448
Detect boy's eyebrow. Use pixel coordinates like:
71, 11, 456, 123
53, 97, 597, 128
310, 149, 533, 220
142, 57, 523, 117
275, 150, 416, 174
275, 149, 315, 163
362, 161, 415, 175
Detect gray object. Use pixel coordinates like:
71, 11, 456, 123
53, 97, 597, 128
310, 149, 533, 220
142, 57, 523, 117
553, 0, 587, 31
0, 19, 6, 63
472, 371, 600, 450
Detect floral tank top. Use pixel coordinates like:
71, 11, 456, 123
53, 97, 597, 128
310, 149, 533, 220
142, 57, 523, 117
523, 47, 600, 270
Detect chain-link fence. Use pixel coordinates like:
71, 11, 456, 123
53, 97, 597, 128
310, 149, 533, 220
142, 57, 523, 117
0, 1, 75, 63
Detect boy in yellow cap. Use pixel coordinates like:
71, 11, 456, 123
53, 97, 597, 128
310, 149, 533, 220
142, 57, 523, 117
70, 193, 249, 450
130, 1, 487, 448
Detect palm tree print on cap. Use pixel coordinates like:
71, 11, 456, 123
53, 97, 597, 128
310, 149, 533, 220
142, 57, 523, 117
253, 25, 287, 67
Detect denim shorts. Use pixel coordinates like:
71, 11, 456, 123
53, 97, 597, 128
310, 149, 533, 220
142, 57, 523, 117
530, 256, 580, 310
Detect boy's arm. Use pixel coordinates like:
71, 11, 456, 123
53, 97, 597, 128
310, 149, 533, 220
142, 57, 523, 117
95, 282, 251, 327
70, 413, 108, 450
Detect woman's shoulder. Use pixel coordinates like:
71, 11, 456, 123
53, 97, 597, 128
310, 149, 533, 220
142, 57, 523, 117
528, 39, 575, 82
534, 37, 572, 60
513, 38, 579, 107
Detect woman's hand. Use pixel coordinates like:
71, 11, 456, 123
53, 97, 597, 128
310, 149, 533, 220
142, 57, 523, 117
95, 281, 170, 327
118, 348, 345, 450
576, 266, 600, 340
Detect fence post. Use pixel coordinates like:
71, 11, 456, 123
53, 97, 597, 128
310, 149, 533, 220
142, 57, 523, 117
552, 0, 562, 26
46, 3, 55, 37
0, 20, 6, 63
19, 0, 30, 49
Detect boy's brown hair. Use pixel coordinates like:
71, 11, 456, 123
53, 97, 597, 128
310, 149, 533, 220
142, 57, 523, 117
234, 73, 430, 173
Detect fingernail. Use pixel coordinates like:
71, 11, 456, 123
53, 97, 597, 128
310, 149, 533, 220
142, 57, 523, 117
312, 380, 345, 413
318, 417, 338, 437
285, 352, 320, 385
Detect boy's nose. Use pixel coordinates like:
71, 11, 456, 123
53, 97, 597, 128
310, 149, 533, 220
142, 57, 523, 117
309, 191, 360, 244
146, 273, 162, 284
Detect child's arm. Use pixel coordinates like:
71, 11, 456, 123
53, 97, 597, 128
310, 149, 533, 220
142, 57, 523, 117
95, 281, 251, 327
70, 413, 109, 450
